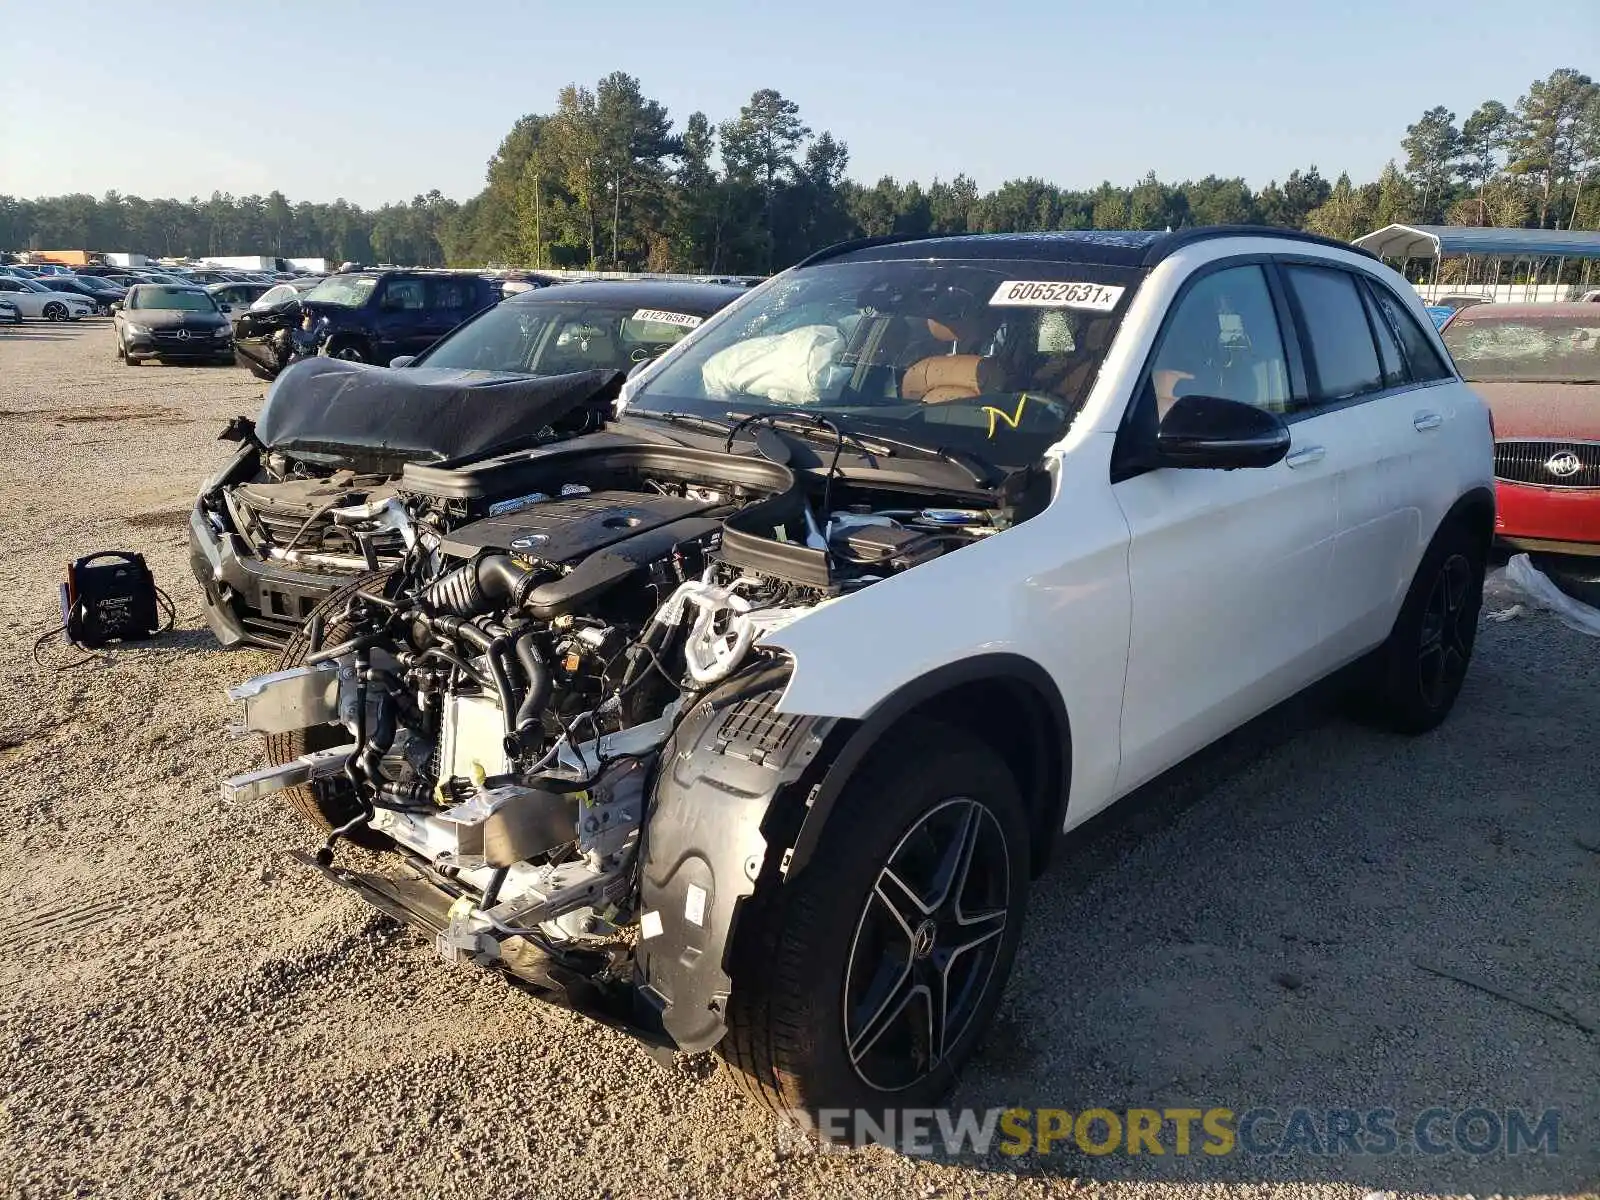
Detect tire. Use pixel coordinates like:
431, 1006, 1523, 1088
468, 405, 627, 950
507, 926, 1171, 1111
43, 302, 66, 322
115, 336, 124, 361
1351, 519, 1485, 734
266, 568, 398, 846
719, 717, 1029, 1143
326, 338, 368, 363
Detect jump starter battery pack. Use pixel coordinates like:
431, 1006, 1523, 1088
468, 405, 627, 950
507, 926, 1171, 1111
59, 551, 162, 648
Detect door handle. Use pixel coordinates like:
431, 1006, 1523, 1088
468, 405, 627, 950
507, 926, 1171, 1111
1285, 445, 1326, 469
1413, 411, 1444, 431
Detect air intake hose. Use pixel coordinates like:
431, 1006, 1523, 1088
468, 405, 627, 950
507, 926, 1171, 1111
424, 554, 540, 617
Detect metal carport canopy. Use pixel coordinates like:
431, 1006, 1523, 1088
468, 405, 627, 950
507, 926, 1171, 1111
1352, 224, 1600, 260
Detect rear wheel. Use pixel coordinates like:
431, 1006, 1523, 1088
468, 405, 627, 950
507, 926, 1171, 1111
1350, 519, 1485, 734
719, 718, 1029, 1143
266, 568, 398, 845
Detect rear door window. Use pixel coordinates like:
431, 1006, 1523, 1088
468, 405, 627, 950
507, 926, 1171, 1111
1283, 265, 1385, 404
427, 277, 477, 314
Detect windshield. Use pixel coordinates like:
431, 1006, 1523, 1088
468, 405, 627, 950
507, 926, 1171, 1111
415, 299, 712, 374
129, 287, 217, 312
303, 275, 378, 307
630, 258, 1139, 467
17, 279, 51, 292
1444, 315, 1600, 382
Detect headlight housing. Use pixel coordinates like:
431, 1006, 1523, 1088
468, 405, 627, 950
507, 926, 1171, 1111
124, 322, 150, 336
214, 325, 232, 338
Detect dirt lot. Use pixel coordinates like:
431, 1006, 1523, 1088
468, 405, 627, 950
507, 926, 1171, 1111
0, 319, 1595, 1199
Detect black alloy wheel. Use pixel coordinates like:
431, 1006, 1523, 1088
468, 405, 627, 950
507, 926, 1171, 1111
1417, 552, 1475, 711
843, 796, 1012, 1092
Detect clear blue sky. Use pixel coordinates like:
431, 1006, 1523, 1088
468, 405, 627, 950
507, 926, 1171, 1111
1, 0, 1594, 206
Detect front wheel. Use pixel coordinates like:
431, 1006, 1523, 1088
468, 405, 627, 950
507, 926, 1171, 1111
1350, 520, 1485, 734
325, 338, 368, 363
720, 718, 1029, 1141
43, 302, 66, 322
266, 569, 398, 845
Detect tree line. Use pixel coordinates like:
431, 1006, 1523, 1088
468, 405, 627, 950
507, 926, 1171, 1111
3, 67, 1596, 274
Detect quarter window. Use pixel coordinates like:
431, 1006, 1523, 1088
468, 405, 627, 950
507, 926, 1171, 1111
1283, 265, 1384, 403
1147, 264, 1291, 416
1368, 284, 1452, 382
1358, 280, 1408, 387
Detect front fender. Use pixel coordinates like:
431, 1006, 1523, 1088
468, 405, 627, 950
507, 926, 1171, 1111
633, 665, 836, 1052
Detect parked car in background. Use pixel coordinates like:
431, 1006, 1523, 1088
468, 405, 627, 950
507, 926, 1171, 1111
292, 269, 504, 365
39, 274, 126, 315
1425, 305, 1455, 330
0, 276, 96, 320
0, 296, 19, 324
1443, 302, 1600, 603
1434, 293, 1493, 314
192, 278, 744, 645
113, 283, 235, 366
207, 281, 274, 325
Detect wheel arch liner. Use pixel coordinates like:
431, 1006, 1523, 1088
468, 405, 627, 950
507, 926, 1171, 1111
636, 654, 1071, 1052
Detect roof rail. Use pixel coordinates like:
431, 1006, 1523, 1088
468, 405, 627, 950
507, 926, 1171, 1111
792, 233, 947, 269
1144, 225, 1379, 265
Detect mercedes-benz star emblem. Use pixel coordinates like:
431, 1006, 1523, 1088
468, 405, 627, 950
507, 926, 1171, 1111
174, 329, 190, 340
1545, 450, 1582, 478
510, 533, 549, 552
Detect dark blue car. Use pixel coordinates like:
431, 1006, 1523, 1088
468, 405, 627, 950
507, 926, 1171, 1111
296, 270, 503, 364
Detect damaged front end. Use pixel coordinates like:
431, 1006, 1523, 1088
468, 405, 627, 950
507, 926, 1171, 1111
222, 434, 1016, 1052
190, 363, 622, 647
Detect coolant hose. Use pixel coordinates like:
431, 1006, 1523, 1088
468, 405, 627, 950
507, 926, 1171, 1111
431, 615, 518, 735
513, 632, 552, 736
424, 555, 539, 617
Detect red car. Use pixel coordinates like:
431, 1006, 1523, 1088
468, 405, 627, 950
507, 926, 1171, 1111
1443, 302, 1600, 600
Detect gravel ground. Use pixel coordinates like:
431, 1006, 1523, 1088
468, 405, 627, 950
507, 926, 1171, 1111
0, 320, 1595, 1200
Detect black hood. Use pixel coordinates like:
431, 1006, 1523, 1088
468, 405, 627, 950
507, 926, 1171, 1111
127, 306, 229, 330
253, 358, 625, 469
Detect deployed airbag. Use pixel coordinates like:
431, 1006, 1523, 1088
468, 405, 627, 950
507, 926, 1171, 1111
255, 359, 624, 467
700, 324, 844, 406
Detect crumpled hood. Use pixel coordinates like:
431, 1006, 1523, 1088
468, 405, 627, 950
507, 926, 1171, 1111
254, 358, 625, 468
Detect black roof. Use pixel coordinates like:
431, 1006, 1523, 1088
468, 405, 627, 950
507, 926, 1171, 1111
798, 225, 1375, 269
506, 278, 746, 315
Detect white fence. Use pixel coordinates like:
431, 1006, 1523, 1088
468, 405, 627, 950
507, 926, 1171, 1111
1411, 282, 1591, 304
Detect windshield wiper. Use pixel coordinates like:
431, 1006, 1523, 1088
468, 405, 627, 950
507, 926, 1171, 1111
722, 411, 893, 461
623, 409, 737, 435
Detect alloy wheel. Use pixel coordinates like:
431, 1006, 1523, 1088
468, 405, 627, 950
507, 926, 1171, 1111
842, 796, 1012, 1092
1418, 552, 1474, 709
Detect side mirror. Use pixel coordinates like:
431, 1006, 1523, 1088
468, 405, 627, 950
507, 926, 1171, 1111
1156, 394, 1290, 470
388, 355, 415, 369
109, 302, 122, 313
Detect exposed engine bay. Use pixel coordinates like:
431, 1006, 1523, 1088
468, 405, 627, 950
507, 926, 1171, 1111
224, 432, 1021, 1043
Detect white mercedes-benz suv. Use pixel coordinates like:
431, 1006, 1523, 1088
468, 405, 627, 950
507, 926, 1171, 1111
225, 226, 1492, 1138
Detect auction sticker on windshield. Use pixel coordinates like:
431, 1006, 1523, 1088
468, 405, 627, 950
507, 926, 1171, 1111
632, 308, 704, 328
989, 281, 1125, 311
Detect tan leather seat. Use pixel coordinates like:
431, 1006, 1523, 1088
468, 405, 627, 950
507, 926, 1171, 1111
901, 354, 1000, 404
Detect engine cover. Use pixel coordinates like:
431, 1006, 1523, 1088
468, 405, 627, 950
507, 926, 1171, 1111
439, 491, 718, 563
